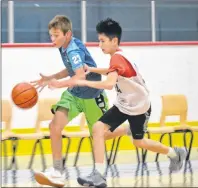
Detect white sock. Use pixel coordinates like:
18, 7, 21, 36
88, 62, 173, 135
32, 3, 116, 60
167, 147, 177, 158
95, 163, 105, 174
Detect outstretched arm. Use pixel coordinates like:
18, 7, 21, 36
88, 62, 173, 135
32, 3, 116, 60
48, 49, 87, 89
51, 68, 69, 80
87, 66, 109, 76
74, 71, 118, 90
48, 67, 86, 89
30, 68, 69, 92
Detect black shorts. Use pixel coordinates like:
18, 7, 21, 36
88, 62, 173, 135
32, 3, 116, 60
99, 105, 151, 139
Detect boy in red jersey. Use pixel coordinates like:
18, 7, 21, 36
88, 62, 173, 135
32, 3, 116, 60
71, 18, 187, 188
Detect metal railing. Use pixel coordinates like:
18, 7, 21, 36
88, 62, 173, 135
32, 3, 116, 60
7, 0, 157, 43
5, 0, 198, 43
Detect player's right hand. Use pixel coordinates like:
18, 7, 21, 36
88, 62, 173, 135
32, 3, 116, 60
30, 73, 53, 92
84, 64, 90, 75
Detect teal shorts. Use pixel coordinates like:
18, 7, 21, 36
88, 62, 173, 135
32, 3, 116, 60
51, 90, 108, 134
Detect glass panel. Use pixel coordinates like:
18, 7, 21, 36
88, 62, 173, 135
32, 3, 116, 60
14, 0, 81, 42
87, 0, 151, 42
156, 0, 198, 41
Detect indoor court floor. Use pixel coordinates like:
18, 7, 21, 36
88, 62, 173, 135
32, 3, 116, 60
1, 149, 198, 187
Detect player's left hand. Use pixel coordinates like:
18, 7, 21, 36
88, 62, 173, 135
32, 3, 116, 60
48, 79, 61, 89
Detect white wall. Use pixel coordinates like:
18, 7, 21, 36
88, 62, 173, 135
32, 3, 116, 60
2, 45, 198, 129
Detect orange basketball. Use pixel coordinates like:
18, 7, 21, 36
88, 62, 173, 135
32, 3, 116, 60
11, 82, 38, 109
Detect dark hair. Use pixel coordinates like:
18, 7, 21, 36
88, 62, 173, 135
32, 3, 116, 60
96, 18, 122, 44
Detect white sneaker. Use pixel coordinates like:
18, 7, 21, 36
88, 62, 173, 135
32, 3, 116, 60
34, 167, 65, 187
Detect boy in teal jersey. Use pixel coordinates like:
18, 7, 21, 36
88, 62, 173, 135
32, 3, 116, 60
32, 15, 130, 187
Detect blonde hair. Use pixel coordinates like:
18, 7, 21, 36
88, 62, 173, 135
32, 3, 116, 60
48, 15, 72, 34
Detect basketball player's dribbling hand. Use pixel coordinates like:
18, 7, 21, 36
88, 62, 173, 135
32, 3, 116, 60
31, 73, 53, 92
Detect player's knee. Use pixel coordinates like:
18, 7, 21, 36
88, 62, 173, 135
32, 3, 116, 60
92, 121, 105, 137
49, 121, 53, 130
49, 120, 62, 136
133, 139, 145, 148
